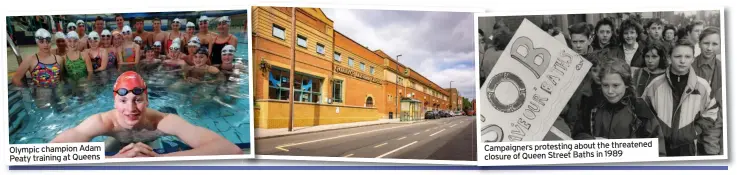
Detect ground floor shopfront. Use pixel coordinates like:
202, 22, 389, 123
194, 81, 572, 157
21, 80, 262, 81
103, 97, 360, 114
253, 39, 387, 128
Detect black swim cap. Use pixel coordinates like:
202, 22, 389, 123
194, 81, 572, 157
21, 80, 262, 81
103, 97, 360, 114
196, 46, 209, 55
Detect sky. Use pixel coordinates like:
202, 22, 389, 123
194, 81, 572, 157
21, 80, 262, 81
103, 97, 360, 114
322, 8, 476, 101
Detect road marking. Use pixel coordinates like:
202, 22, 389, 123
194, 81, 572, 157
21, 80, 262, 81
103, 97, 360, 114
414, 132, 420, 135
374, 143, 388, 148
450, 124, 457, 128
343, 154, 354, 157
376, 141, 418, 158
273, 124, 414, 151
275, 146, 289, 152
397, 136, 407, 140
430, 129, 446, 136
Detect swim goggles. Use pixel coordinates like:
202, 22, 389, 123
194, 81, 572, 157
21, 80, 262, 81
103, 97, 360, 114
36, 37, 52, 43
222, 48, 235, 56
114, 87, 147, 96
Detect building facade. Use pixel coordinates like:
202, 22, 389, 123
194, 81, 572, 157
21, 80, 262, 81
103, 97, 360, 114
445, 88, 461, 111
252, 7, 450, 129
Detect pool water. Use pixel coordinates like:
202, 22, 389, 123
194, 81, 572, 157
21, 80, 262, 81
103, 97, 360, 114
8, 37, 251, 155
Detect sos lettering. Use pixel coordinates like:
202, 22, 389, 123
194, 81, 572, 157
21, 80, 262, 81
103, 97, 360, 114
488, 36, 577, 141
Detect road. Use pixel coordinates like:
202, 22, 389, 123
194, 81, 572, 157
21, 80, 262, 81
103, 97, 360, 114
256, 116, 476, 161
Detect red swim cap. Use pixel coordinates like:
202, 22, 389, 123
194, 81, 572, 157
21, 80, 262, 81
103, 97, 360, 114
113, 71, 147, 96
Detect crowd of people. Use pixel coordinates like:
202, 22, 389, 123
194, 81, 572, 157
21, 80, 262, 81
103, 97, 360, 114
479, 16, 723, 157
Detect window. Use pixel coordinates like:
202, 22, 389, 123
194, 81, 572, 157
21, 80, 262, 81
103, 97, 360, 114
366, 97, 374, 108
268, 68, 290, 100
268, 67, 323, 103
348, 58, 354, 67
370, 66, 375, 75
317, 43, 325, 55
360, 62, 366, 71
397, 77, 403, 84
297, 35, 307, 48
294, 73, 323, 103
334, 52, 341, 61
272, 24, 285, 40
332, 80, 343, 103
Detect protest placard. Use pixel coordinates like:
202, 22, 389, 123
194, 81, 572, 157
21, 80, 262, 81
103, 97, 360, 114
478, 19, 591, 143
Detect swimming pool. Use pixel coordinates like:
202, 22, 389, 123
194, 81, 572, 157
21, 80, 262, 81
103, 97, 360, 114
8, 37, 251, 155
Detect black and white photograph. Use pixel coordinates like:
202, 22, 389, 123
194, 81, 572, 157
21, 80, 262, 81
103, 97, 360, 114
477, 9, 725, 158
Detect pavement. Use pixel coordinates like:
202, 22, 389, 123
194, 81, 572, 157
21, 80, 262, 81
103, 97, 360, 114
255, 118, 423, 139
255, 116, 476, 161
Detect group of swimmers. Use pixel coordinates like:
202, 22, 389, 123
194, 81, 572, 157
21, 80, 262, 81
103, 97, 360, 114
11, 15, 244, 89
8, 14, 247, 158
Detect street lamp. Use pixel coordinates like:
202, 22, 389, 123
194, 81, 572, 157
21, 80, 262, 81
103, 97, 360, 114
288, 7, 297, 132
449, 80, 454, 111
395, 54, 402, 121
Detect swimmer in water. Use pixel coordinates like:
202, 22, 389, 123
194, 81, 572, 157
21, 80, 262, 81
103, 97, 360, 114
67, 22, 77, 34
151, 18, 169, 53
85, 31, 110, 72
213, 45, 246, 106
12, 28, 65, 88
50, 71, 242, 158
140, 45, 161, 65
184, 36, 201, 66
93, 16, 105, 36
184, 22, 196, 52
113, 30, 124, 48
113, 14, 125, 33
162, 42, 187, 71
134, 36, 144, 48
134, 36, 145, 58
216, 45, 246, 77
196, 16, 215, 49
133, 17, 152, 47
153, 41, 165, 59
166, 18, 185, 54
101, 29, 113, 48
185, 47, 222, 84
139, 46, 162, 77
63, 31, 94, 82
76, 20, 89, 49
50, 32, 68, 56
12, 29, 66, 109
118, 25, 140, 67
102, 30, 119, 69
209, 16, 238, 65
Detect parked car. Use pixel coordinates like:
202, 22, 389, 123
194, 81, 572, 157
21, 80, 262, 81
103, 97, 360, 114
438, 110, 452, 118
424, 111, 439, 119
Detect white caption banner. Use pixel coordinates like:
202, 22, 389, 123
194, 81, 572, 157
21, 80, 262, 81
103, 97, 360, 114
8, 142, 106, 165
479, 138, 660, 166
